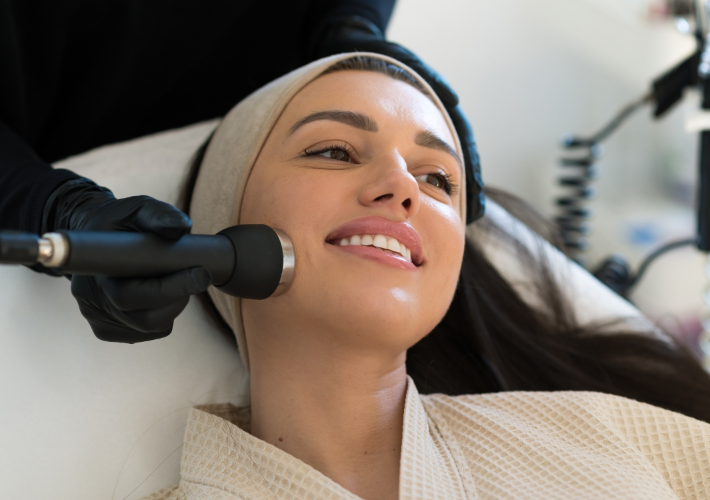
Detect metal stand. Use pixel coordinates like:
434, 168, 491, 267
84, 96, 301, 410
695, 0, 710, 367
554, 1, 710, 368
701, 254, 710, 370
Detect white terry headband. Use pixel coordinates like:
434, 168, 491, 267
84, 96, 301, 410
190, 52, 465, 371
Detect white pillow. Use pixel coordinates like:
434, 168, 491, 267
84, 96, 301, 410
0, 120, 653, 500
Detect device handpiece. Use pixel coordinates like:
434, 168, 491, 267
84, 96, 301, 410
0, 225, 294, 299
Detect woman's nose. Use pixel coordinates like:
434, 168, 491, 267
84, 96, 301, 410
357, 153, 420, 219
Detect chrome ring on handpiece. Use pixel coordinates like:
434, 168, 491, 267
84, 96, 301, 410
272, 228, 295, 297
38, 232, 69, 268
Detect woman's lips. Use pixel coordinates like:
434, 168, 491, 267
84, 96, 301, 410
325, 216, 424, 268
327, 243, 416, 270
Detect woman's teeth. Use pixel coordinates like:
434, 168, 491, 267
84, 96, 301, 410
338, 234, 412, 262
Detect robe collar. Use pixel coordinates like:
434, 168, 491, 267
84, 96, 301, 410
178, 377, 471, 499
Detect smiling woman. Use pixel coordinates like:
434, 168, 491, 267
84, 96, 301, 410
144, 54, 710, 500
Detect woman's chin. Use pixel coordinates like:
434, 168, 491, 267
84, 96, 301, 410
258, 252, 453, 351
301, 286, 433, 348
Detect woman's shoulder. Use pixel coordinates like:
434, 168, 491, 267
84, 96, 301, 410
421, 389, 710, 435
420, 390, 710, 498
422, 389, 707, 423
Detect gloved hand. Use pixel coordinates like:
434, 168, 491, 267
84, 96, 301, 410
42, 178, 212, 343
315, 16, 485, 223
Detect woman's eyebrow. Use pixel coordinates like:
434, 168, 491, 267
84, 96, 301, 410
288, 110, 378, 135
415, 130, 462, 167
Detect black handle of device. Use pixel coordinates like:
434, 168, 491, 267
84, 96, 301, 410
0, 231, 39, 264
60, 225, 288, 299
0, 225, 292, 300
59, 231, 236, 284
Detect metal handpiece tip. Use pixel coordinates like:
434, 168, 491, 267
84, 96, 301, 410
272, 229, 295, 297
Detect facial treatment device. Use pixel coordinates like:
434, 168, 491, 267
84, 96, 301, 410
0, 225, 295, 299
554, 0, 710, 273
552, 0, 710, 368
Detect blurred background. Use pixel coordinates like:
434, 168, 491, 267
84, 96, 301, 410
387, 0, 706, 353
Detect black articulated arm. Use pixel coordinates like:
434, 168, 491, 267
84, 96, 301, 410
652, 49, 701, 118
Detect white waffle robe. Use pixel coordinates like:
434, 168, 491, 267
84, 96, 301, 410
141, 377, 710, 499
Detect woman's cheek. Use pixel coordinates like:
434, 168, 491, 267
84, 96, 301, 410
271, 169, 340, 218
418, 196, 465, 253
419, 199, 465, 307
243, 170, 308, 225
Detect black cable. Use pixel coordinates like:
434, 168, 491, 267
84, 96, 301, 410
592, 238, 697, 297
556, 93, 652, 266
560, 93, 653, 149
629, 237, 697, 289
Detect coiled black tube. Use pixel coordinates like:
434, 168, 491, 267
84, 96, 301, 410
555, 93, 651, 266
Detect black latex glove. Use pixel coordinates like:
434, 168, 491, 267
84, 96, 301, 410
315, 16, 485, 223
42, 178, 212, 343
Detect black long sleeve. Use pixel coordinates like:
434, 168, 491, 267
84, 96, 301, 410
309, 0, 396, 33
0, 121, 79, 232
0, 0, 396, 233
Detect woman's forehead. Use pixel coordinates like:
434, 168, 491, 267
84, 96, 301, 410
277, 70, 456, 145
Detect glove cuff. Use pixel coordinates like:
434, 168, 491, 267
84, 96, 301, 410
41, 178, 115, 234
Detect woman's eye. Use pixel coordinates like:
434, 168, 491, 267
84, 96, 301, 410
425, 174, 444, 189
302, 144, 354, 163
415, 173, 453, 194
318, 148, 351, 162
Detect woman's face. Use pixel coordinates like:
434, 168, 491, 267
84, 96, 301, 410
240, 70, 465, 358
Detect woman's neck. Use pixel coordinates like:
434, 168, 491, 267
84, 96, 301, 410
249, 341, 408, 500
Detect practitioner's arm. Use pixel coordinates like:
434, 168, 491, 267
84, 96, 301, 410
0, 120, 79, 236
41, 179, 213, 344
0, 0, 215, 343
0, 121, 211, 343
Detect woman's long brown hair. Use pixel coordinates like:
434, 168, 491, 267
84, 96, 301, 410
408, 189, 710, 422
184, 56, 710, 423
